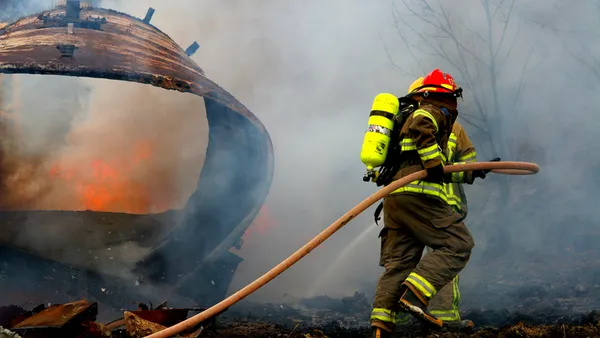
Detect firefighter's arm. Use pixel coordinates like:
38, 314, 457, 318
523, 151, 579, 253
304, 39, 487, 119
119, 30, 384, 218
447, 161, 475, 184
409, 110, 444, 169
448, 128, 478, 184
455, 128, 477, 163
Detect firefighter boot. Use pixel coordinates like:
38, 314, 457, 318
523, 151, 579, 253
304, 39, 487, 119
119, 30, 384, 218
398, 282, 443, 328
371, 326, 393, 338
444, 319, 474, 331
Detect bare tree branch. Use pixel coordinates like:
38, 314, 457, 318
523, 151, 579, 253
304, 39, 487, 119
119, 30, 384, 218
435, 2, 490, 68
570, 33, 600, 80
383, 42, 412, 75
491, 0, 508, 21
458, 115, 488, 135
388, 0, 538, 160
392, 2, 436, 61
393, 1, 464, 71
572, 54, 600, 83
434, 4, 488, 93
465, 24, 488, 45
502, 18, 520, 62
483, 0, 501, 121
493, 0, 516, 59
510, 46, 536, 116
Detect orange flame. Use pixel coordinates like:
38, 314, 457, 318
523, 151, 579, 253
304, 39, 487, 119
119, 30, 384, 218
48, 140, 169, 214
240, 205, 276, 247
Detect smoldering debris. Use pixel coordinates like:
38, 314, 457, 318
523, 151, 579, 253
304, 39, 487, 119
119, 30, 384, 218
1, 298, 598, 338
0, 327, 22, 338
0, 299, 212, 338
0, 295, 598, 337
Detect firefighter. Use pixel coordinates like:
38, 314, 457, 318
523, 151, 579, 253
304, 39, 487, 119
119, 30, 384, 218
370, 69, 473, 337
400, 76, 478, 329
405, 77, 500, 330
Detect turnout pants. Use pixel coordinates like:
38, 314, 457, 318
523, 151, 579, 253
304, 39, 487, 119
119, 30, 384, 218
370, 193, 474, 330
426, 246, 462, 322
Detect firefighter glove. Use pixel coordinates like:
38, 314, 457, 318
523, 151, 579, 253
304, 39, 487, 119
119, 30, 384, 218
425, 163, 445, 183
485, 157, 501, 172
473, 157, 502, 179
473, 169, 487, 180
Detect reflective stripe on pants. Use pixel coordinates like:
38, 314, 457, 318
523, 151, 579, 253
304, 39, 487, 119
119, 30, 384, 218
406, 272, 437, 299
370, 307, 396, 324
429, 274, 462, 322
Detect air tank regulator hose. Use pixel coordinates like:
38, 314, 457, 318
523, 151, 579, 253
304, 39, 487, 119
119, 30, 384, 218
145, 160, 539, 338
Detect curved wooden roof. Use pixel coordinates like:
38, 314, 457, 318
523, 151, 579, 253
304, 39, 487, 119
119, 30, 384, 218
0, 5, 266, 131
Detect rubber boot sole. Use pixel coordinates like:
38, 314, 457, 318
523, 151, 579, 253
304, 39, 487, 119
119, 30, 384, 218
442, 320, 474, 332
399, 299, 443, 328
371, 327, 393, 338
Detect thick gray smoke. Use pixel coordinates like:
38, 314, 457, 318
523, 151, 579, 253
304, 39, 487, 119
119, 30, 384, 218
71, 0, 403, 301
3, 0, 599, 313
189, 0, 598, 308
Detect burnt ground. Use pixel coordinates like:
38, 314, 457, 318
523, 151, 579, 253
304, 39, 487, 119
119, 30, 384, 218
201, 320, 600, 338
1, 306, 599, 338
1, 248, 600, 337
0, 293, 599, 338
209, 299, 600, 338
207, 248, 600, 338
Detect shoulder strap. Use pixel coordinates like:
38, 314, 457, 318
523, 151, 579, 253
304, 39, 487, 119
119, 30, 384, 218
374, 202, 384, 225
373, 96, 419, 188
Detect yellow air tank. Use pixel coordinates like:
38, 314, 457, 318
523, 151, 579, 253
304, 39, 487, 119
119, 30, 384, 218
360, 93, 400, 181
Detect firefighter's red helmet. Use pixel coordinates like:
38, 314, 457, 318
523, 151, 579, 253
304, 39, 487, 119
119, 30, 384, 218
411, 69, 458, 94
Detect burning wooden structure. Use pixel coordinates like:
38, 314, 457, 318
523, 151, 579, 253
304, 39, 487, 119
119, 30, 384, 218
0, 1, 273, 311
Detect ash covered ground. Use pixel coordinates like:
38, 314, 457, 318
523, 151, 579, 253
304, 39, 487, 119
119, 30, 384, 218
208, 248, 600, 337
207, 302, 600, 337
3, 223, 597, 337
212, 295, 600, 338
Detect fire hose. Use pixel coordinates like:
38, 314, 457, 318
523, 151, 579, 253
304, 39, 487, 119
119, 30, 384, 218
144, 161, 539, 338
